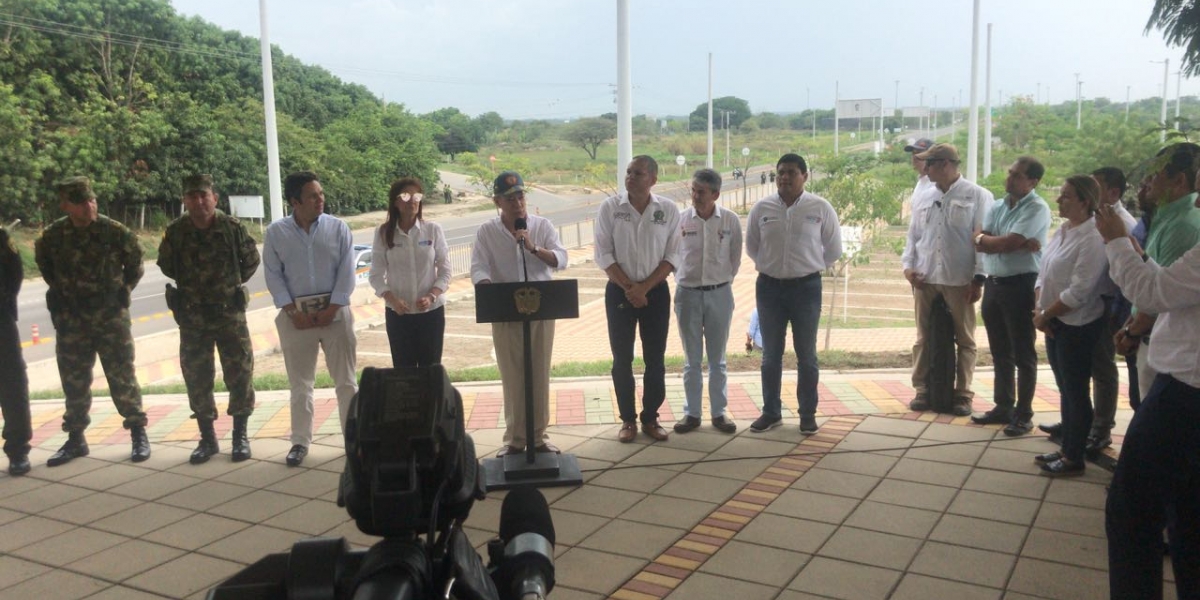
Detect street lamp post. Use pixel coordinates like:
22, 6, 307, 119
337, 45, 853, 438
1153, 59, 1169, 143
1075, 73, 1083, 130
741, 147, 751, 210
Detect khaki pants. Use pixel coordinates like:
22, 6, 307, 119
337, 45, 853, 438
493, 320, 554, 449
911, 284, 978, 399
276, 307, 358, 446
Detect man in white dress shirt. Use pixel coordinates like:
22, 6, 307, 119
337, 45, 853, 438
471, 171, 569, 456
595, 156, 681, 443
672, 168, 742, 435
1097, 200, 1200, 599
746, 153, 842, 435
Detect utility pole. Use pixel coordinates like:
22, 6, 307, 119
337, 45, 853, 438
1155, 58, 1169, 143
894, 79, 900, 116
1126, 85, 1131, 123
1075, 73, 1082, 130
259, 0, 283, 221
808, 87, 814, 141
1176, 69, 1183, 131
983, 22, 992, 179
719, 110, 732, 167
616, 0, 632, 193
706, 53, 713, 168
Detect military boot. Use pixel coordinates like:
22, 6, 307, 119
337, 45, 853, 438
130, 425, 151, 463
231, 415, 252, 462
190, 419, 220, 464
47, 430, 89, 467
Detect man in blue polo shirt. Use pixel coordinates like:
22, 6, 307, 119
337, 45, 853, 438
971, 157, 1051, 436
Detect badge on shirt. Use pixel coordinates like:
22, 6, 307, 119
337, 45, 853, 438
681, 225, 699, 237
615, 211, 632, 222
805, 215, 822, 224
419, 240, 433, 246
652, 210, 666, 225
760, 216, 779, 224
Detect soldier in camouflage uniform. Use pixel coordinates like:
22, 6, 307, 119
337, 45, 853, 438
159, 174, 260, 463
0, 225, 31, 475
34, 176, 149, 465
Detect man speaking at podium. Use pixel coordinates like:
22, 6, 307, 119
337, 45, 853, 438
471, 171, 569, 457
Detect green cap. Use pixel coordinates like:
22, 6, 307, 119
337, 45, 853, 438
182, 174, 214, 194
56, 176, 95, 204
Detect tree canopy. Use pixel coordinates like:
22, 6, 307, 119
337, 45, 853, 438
0, 0, 441, 223
564, 117, 615, 160
1147, 0, 1200, 77
689, 96, 752, 132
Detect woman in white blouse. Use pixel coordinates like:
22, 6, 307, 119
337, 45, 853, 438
368, 178, 451, 367
1031, 175, 1109, 476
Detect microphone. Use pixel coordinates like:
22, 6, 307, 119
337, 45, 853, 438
514, 217, 528, 248
496, 486, 555, 600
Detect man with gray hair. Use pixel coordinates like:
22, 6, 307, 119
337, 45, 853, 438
672, 168, 742, 434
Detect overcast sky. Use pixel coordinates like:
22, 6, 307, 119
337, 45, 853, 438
170, 0, 1198, 120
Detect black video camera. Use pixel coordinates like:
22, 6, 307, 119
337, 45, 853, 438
207, 366, 556, 600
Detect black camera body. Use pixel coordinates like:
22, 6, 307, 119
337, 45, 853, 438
208, 366, 537, 600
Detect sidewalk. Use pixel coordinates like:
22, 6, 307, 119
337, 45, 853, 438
1, 370, 1142, 600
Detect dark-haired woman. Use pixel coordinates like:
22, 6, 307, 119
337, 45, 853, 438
1032, 175, 1108, 476
368, 178, 451, 367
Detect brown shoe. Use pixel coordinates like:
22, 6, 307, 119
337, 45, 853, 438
711, 415, 738, 433
535, 442, 561, 454
496, 445, 523, 457
618, 421, 637, 443
642, 421, 669, 441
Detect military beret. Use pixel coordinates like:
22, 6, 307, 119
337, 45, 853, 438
183, 174, 214, 194
56, 176, 95, 204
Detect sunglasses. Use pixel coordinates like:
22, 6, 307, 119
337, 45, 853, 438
395, 192, 424, 203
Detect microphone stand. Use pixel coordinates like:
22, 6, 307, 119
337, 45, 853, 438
516, 228, 535, 464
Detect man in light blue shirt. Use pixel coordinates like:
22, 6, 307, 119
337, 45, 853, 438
264, 171, 358, 466
971, 157, 1051, 437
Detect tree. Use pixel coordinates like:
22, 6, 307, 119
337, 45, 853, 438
564, 117, 615, 160
425, 107, 479, 161
688, 96, 751, 132
1147, 1, 1200, 76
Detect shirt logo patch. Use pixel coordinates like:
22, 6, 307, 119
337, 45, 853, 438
652, 210, 666, 225
419, 240, 433, 246
615, 211, 633, 222
805, 215, 822, 224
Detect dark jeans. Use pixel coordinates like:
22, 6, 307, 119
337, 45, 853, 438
0, 317, 30, 458
385, 306, 445, 368
757, 273, 822, 419
606, 281, 670, 424
982, 273, 1038, 419
1107, 373, 1200, 600
1045, 317, 1103, 463
1126, 351, 1142, 411
1090, 303, 1120, 435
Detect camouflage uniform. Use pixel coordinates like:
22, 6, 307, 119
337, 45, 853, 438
0, 227, 31, 459
35, 213, 146, 432
158, 209, 260, 420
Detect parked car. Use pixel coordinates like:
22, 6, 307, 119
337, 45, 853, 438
354, 244, 371, 283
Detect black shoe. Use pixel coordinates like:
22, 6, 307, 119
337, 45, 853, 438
190, 420, 220, 465
749, 414, 782, 433
1034, 451, 1062, 464
908, 395, 931, 411
1038, 422, 1063, 437
130, 426, 151, 462
47, 431, 89, 467
971, 409, 1013, 425
285, 444, 308, 466
1003, 419, 1033, 437
1040, 457, 1085, 477
673, 415, 701, 434
7, 455, 30, 476
711, 415, 737, 434
231, 415, 252, 462
951, 398, 973, 417
800, 416, 819, 434
1085, 432, 1113, 456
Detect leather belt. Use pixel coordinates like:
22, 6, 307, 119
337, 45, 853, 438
682, 282, 730, 291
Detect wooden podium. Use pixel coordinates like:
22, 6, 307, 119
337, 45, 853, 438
475, 279, 583, 490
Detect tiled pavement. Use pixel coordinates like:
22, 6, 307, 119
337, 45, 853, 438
0, 369, 1169, 600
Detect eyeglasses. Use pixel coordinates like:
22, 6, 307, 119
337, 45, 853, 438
395, 193, 423, 203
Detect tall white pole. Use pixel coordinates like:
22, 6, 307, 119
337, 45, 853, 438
983, 23, 993, 179
706, 53, 713, 168
259, 0, 283, 221
1162, 58, 1170, 144
1075, 73, 1082, 130
616, 0, 633, 193
725, 111, 731, 168
808, 88, 814, 141
834, 81, 840, 155
1175, 69, 1183, 130
1126, 85, 1131, 123
966, 0, 980, 181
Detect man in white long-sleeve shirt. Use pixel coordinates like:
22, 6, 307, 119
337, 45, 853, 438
1097, 200, 1200, 600
745, 153, 842, 435
900, 144, 993, 417
472, 171, 568, 456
